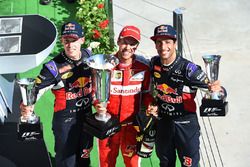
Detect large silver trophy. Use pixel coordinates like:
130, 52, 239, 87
83, 54, 121, 139
16, 78, 42, 141
200, 55, 228, 116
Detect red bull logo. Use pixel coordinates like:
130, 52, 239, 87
65, 23, 76, 30
156, 84, 177, 95
70, 77, 90, 89
157, 25, 168, 33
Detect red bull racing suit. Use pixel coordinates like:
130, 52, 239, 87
98, 55, 153, 167
151, 55, 209, 167
35, 49, 93, 167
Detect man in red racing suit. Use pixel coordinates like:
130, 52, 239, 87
95, 26, 153, 167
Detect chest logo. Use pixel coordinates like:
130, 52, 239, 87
154, 72, 161, 78
115, 70, 122, 79
61, 72, 73, 79
130, 71, 145, 81
154, 65, 161, 72
69, 77, 90, 90
156, 84, 177, 95
112, 70, 123, 81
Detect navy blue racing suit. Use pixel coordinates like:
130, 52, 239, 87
35, 49, 93, 167
151, 55, 209, 167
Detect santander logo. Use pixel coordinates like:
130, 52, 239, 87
110, 84, 142, 95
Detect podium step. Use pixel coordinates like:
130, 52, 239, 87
0, 122, 52, 167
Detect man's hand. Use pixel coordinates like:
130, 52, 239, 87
94, 102, 108, 115
146, 104, 158, 117
20, 103, 34, 120
208, 80, 222, 92
208, 80, 227, 99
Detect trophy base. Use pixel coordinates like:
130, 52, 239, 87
17, 118, 43, 141
83, 113, 121, 140
200, 98, 228, 116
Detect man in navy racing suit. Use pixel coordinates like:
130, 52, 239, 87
20, 21, 93, 167
149, 24, 226, 167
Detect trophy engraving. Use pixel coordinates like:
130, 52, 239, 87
83, 54, 121, 139
200, 55, 228, 116
16, 78, 42, 141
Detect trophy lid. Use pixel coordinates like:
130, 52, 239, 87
16, 78, 36, 86
202, 55, 221, 82
202, 55, 221, 63
16, 78, 36, 106
86, 54, 119, 70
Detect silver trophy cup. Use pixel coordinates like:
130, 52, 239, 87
202, 55, 222, 100
200, 55, 228, 116
83, 54, 121, 139
16, 78, 42, 140
16, 78, 39, 123
86, 54, 119, 122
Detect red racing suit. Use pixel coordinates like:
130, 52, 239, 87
98, 54, 153, 167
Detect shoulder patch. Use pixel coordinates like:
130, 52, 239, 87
186, 62, 198, 78
45, 60, 58, 78
82, 48, 92, 58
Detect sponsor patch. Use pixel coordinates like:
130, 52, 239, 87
112, 70, 123, 81
130, 71, 145, 81
123, 145, 136, 157
204, 77, 209, 84
61, 72, 73, 79
154, 65, 161, 72
156, 83, 177, 95
154, 72, 161, 78
35, 77, 42, 84
110, 84, 142, 95
196, 71, 207, 82
170, 77, 184, 83
157, 94, 182, 103
45, 61, 58, 77
186, 63, 197, 78
161, 103, 175, 111
69, 77, 90, 90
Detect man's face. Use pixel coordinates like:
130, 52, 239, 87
61, 37, 84, 59
117, 37, 139, 62
155, 37, 176, 61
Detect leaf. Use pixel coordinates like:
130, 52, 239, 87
76, 0, 116, 54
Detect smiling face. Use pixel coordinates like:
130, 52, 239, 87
61, 37, 84, 60
155, 37, 177, 65
117, 37, 139, 64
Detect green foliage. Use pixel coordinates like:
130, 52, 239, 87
76, 0, 116, 54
